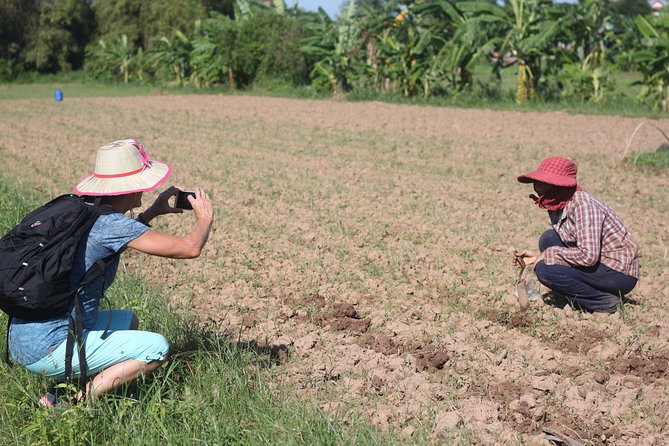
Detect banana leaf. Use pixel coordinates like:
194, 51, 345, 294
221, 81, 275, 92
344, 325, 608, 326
458, 1, 507, 18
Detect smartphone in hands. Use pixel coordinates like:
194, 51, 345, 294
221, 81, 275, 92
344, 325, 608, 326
175, 190, 196, 210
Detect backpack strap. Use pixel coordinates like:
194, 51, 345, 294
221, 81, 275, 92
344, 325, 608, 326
63, 259, 111, 399
65, 292, 89, 400
73, 293, 88, 399
79, 260, 109, 288
100, 295, 113, 341
57, 204, 114, 398
64, 316, 74, 379
4, 316, 12, 367
79, 259, 113, 340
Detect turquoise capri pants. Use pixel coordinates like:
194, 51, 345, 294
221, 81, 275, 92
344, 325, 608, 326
25, 310, 169, 378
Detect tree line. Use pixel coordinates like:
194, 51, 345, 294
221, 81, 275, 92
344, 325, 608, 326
2, 0, 669, 110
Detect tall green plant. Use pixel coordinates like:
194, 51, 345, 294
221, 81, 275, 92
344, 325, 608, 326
556, 0, 616, 102
192, 13, 239, 88
301, 2, 362, 95
363, 5, 439, 97
461, 0, 561, 103
85, 34, 136, 83
351, 1, 400, 93
24, 0, 94, 72
0, 0, 39, 79
633, 15, 669, 111
418, 0, 495, 94
148, 30, 193, 85
235, 0, 253, 20
272, 0, 285, 15
92, 0, 211, 51
189, 19, 227, 88
187, 11, 308, 89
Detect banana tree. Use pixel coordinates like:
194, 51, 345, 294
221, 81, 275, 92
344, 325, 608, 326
356, 2, 441, 97
86, 34, 135, 83
632, 15, 669, 111
272, 0, 285, 15
189, 24, 228, 88
377, 12, 436, 97
148, 30, 193, 85
557, 0, 614, 102
234, 0, 287, 18
353, 1, 401, 93
234, 0, 253, 20
417, 0, 495, 94
133, 47, 144, 82
557, 53, 608, 102
301, 2, 362, 95
460, 0, 561, 103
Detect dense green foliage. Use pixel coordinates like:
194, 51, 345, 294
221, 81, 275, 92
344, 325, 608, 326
633, 14, 669, 110
0, 176, 395, 445
3, 0, 669, 110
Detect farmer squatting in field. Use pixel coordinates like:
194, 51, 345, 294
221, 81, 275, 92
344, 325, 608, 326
514, 156, 639, 314
7, 139, 214, 406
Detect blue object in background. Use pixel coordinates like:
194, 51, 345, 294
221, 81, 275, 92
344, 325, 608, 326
54, 88, 63, 102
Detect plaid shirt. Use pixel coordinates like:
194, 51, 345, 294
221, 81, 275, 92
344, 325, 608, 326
543, 191, 639, 278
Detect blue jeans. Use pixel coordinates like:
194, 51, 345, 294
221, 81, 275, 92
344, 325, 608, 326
534, 229, 637, 313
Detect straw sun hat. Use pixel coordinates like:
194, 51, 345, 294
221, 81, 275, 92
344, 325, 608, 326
73, 139, 171, 196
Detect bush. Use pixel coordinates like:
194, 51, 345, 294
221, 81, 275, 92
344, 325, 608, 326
232, 14, 309, 87
0, 57, 23, 81
257, 15, 310, 86
186, 12, 311, 89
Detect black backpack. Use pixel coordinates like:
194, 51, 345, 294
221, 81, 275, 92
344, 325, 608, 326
0, 194, 114, 392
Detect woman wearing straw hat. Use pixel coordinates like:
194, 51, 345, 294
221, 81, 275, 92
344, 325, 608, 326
8, 139, 214, 406
514, 156, 639, 313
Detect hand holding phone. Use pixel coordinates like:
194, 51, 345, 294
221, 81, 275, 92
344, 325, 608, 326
174, 190, 196, 210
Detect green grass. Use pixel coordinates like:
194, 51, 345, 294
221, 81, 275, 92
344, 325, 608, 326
0, 69, 662, 118
0, 79, 329, 102
0, 70, 326, 102
346, 63, 655, 117
345, 86, 661, 118
0, 178, 394, 446
625, 148, 669, 168
0, 80, 160, 101
472, 61, 644, 97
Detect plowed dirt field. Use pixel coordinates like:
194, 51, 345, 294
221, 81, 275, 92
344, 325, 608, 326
1, 95, 668, 445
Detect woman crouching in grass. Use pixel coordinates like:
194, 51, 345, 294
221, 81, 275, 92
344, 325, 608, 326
514, 156, 639, 314
8, 139, 214, 406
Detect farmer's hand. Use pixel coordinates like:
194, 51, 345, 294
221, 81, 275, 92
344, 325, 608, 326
515, 250, 544, 267
147, 186, 184, 218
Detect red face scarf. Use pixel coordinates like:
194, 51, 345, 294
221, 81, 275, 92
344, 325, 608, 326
530, 185, 582, 211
